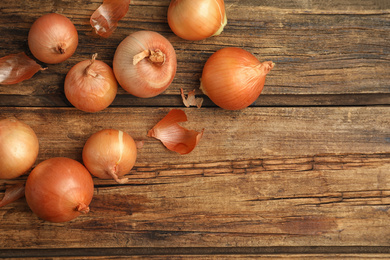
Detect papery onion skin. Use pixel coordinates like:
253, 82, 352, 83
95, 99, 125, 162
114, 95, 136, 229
28, 13, 78, 64
90, 0, 131, 38
113, 30, 177, 98
82, 129, 137, 184
200, 47, 274, 110
0, 183, 25, 208
167, 0, 227, 41
147, 109, 204, 155
0, 118, 39, 179
64, 54, 118, 112
0, 52, 45, 85
25, 157, 94, 223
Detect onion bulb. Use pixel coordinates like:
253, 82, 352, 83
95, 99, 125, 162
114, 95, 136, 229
113, 30, 177, 98
82, 129, 137, 184
0, 118, 39, 179
28, 13, 78, 64
167, 0, 227, 41
25, 157, 94, 223
200, 47, 274, 110
64, 53, 118, 112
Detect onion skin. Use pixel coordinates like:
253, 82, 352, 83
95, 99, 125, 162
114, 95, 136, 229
28, 13, 78, 64
113, 31, 177, 98
25, 157, 94, 223
147, 109, 204, 155
82, 129, 137, 184
90, 0, 131, 38
168, 0, 227, 41
0, 52, 45, 85
64, 54, 118, 112
0, 118, 39, 179
200, 47, 274, 110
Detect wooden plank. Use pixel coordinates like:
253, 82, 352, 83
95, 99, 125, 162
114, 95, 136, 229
3, 254, 390, 260
1, 158, 390, 248
0, 0, 389, 107
0, 106, 389, 165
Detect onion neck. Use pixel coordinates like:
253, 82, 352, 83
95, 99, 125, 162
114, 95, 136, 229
108, 166, 128, 184
77, 203, 90, 214
256, 61, 275, 76
133, 49, 166, 66
85, 53, 99, 78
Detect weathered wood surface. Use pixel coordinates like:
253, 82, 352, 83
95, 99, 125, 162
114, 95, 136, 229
0, 0, 390, 258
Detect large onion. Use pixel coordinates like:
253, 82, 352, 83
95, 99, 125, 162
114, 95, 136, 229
0, 118, 39, 179
25, 157, 94, 223
113, 31, 177, 98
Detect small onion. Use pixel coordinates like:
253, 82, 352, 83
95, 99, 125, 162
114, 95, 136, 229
0, 118, 39, 179
28, 13, 78, 64
167, 0, 227, 41
113, 31, 177, 98
200, 47, 274, 110
25, 157, 94, 223
64, 53, 118, 112
82, 129, 137, 184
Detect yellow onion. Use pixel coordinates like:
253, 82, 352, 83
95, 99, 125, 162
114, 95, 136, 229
25, 157, 94, 223
200, 47, 274, 110
82, 129, 137, 184
167, 0, 227, 41
28, 13, 78, 64
64, 53, 117, 113
0, 118, 39, 179
113, 31, 177, 98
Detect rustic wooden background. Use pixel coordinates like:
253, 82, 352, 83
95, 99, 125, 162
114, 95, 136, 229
1, 0, 390, 258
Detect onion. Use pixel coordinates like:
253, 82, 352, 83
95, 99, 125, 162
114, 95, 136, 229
113, 30, 177, 98
28, 13, 78, 64
200, 47, 274, 110
167, 0, 227, 41
25, 157, 94, 223
0, 118, 39, 179
82, 129, 137, 184
64, 53, 118, 112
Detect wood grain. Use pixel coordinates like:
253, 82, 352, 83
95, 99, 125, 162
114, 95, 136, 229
0, 0, 389, 258
0, 0, 389, 107
0, 107, 389, 250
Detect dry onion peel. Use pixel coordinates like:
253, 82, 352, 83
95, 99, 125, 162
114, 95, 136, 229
0, 52, 45, 85
90, 0, 131, 38
147, 109, 204, 155
180, 88, 203, 108
0, 183, 25, 208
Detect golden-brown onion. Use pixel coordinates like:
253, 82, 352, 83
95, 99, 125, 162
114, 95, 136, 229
0, 118, 39, 179
167, 0, 227, 41
200, 47, 274, 110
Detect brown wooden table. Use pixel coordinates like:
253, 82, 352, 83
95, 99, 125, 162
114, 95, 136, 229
1, 0, 390, 258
